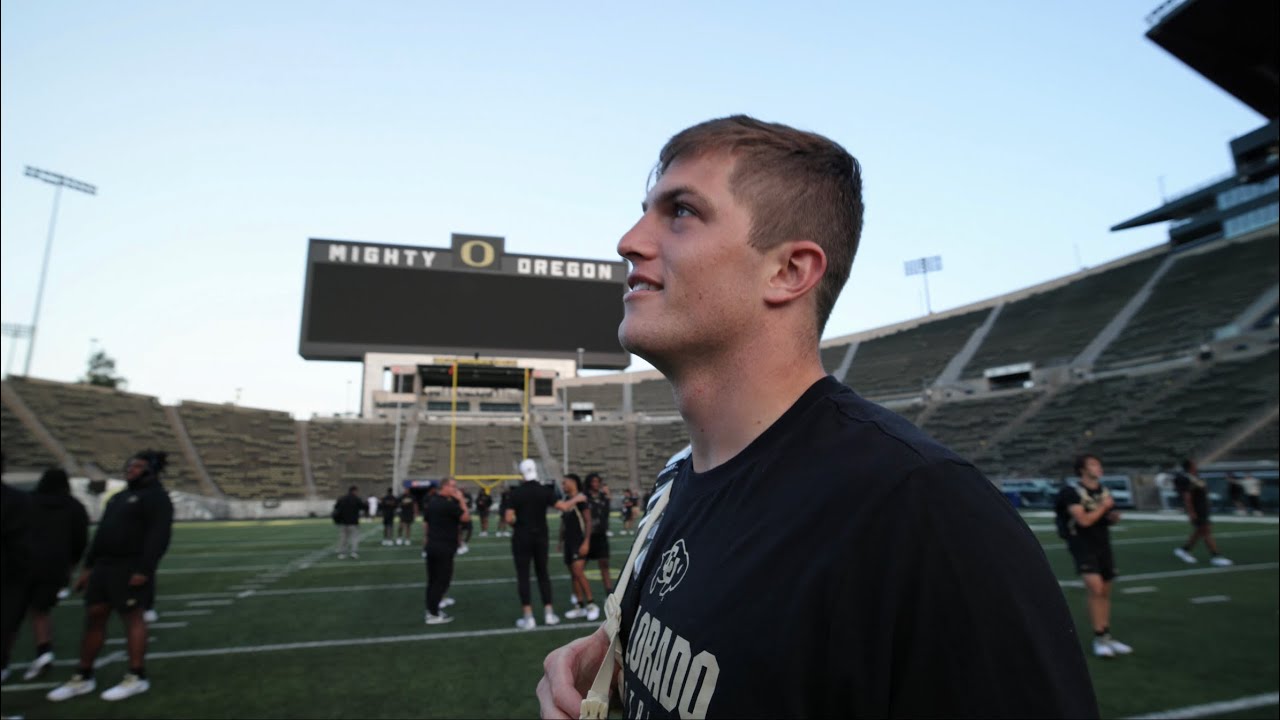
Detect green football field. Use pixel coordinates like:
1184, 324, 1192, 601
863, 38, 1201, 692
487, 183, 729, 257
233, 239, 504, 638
1, 513, 1276, 719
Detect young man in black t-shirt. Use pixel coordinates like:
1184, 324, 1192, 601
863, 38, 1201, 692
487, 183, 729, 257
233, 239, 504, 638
584, 473, 613, 595
422, 477, 469, 624
1054, 454, 1132, 658
379, 488, 397, 546
538, 116, 1097, 719
397, 493, 417, 546
558, 474, 597, 622
476, 488, 494, 536
1172, 458, 1233, 566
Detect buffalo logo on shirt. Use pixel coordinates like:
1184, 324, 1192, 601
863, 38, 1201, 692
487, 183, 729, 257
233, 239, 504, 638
650, 538, 689, 598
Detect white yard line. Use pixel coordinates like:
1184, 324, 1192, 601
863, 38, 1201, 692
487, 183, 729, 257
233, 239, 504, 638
157, 609, 212, 617
1121, 586, 1158, 594
1189, 595, 1231, 604
1025, 511, 1277, 525
1126, 691, 1279, 719
187, 599, 235, 607
1060, 562, 1279, 588
148, 621, 191, 629
0, 681, 59, 692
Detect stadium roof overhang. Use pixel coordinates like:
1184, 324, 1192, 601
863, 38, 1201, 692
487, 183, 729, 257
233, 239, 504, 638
1145, 0, 1279, 119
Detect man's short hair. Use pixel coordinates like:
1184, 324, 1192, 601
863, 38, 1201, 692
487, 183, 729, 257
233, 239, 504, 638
1181, 458, 1195, 472
1073, 454, 1099, 477
349, 485, 359, 493
656, 115, 863, 334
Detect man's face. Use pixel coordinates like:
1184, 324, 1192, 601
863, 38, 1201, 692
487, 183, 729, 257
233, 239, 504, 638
125, 458, 149, 482
1082, 457, 1102, 481
617, 153, 767, 367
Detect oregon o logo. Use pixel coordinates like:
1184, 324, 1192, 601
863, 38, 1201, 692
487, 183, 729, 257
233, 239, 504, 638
459, 240, 496, 268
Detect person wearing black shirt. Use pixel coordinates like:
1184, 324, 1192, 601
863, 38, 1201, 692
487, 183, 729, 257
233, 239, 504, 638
1172, 458, 1233, 566
584, 473, 613, 595
508, 459, 582, 630
457, 489, 474, 555
497, 486, 513, 537
397, 492, 417, 546
538, 116, 1097, 719
332, 486, 364, 559
559, 474, 597, 621
19, 468, 90, 681
620, 489, 638, 535
1055, 455, 1132, 658
48, 450, 174, 703
423, 477, 470, 624
477, 488, 494, 537
379, 488, 398, 546
1, 452, 33, 685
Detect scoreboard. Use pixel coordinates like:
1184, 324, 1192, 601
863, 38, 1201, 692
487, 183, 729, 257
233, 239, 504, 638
299, 234, 631, 369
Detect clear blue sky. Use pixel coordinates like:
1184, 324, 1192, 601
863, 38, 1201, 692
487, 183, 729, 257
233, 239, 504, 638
0, 1, 1263, 418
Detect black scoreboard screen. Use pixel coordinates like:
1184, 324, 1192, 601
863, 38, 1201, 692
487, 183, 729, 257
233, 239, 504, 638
299, 235, 631, 369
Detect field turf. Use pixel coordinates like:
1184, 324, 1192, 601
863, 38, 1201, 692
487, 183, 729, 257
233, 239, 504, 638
1, 513, 1276, 719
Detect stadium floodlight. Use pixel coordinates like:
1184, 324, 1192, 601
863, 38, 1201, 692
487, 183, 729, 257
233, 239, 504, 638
22, 166, 98, 377
903, 255, 943, 315
1, 323, 34, 377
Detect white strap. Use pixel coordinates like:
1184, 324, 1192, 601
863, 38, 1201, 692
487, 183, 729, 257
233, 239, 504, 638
579, 486, 672, 719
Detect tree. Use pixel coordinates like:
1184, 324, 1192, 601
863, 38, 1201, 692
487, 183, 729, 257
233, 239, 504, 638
83, 349, 126, 390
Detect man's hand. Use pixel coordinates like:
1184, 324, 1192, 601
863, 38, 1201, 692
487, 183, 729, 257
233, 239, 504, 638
73, 569, 91, 593
579, 540, 590, 558
537, 626, 610, 720
1101, 493, 1116, 511
128, 573, 149, 587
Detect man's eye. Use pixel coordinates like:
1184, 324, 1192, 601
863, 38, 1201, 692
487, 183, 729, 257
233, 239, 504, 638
673, 204, 694, 218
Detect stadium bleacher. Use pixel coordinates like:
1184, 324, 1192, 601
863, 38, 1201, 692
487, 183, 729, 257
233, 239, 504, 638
845, 310, 988, 396
635, 422, 691, 486
820, 341, 852, 376
1222, 415, 1280, 462
962, 254, 1166, 376
0, 399, 59, 470
177, 401, 305, 499
632, 378, 678, 414
565, 383, 625, 413
1097, 234, 1279, 367
305, 420, 398, 498
918, 391, 1040, 462
3, 377, 199, 492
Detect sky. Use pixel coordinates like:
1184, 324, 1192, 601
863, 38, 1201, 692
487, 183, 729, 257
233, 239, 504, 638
0, 1, 1265, 419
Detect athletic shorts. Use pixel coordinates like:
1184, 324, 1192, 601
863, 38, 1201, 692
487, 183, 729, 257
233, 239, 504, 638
27, 580, 67, 612
1069, 542, 1116, 582
621, 508, 634, 521
84, 563, 152, 614
1, 579, 29, 635
400, 514, 415, 524
1190, 507, 1210, 528
585, 533, 609, 560
563, 532, 586, 566
383, 515, 395, 526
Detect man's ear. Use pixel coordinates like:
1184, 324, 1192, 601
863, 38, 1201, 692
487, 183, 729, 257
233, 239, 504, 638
763, 240, 826, 307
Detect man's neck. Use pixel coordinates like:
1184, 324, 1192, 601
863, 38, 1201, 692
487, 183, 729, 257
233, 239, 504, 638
667, 336, 826, 473
1079, 476, 1100, 489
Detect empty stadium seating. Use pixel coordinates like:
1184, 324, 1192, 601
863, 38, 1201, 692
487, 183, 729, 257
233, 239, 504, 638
919, 391, 1039, 462
1098, 234, 1279, 367
1223, 416, 1280, 462
1, 400, 58, 470
963, 254, 1166, 376
632, 379, 678, 414
845, 310, 988, 396
566, 383, 625, 413
177, 401, 304, 499
305, 420, 398, 498
820, 342, 851, 375
4, 377, 199, 492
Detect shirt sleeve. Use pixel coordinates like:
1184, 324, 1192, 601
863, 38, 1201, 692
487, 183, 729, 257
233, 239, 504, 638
833, 460, 1099, 718
138, 490, 175, 578
71, 500, 90, 565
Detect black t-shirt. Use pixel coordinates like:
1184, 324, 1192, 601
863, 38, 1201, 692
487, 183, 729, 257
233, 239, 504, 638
587, 490, 610, 536
424, 495, 463, 549
477, 491, 493, 513
380, 494, 398, 520
618, 376, 1097, 719
562, 496, 588, 543
1174, 473, 1210, 516
398, 494, 416, 521
87, 479, 174, 577
508, 481, 556, 540
1054, 483, 1111, 550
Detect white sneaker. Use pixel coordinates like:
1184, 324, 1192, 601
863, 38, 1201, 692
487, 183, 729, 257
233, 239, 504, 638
544, 610, 561, 626
425, 612, 454, 625
480, 531, 490, 538
1106, 637, 1133, 655
585, 603, 600, 622
516, 615, 536, 630
457, 544, 470, 555
1210, 555, 1233, 567
1, 667, 9, 683
1173, 547, 1197, 564
570, 594, 578, 606
565, 607, 587, 619
440, 597, 456, 609
101, 673, 150, 701
337, 553, 347, 559
23, 651, 54, 680
47, 673, 97, 701
606, 531, 614, 537
350, 552, 359, 559
57, 587, 72, 600
143, 609, 159, 623
1092, 638, 1115, 658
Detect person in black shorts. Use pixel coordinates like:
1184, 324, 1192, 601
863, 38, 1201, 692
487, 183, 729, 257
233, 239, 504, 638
620, 489, 637, 535
557, 474, 597, 622
584, 473, 613, 595
397, 491, 417, 546
18, 468, 89, 681
47, 450, 173, 703
1, 452, 33, 685
457, 488, 473, 555
497, 485, 513, 537
477, 488, 494, 537
1173, 458, 1233, 566
538, 116, 1097, 719
423, 477, 469, 624
1055, 454, 1132, 658
379, 488, 398, 546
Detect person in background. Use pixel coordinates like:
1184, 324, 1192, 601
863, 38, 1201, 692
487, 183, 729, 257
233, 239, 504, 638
19, 468, 89, 680
379, 487, 398, 546
1173, 459, 1233, 567
333, 485, 363, 559
1, 451, 33, 685
423, 477, 470, 624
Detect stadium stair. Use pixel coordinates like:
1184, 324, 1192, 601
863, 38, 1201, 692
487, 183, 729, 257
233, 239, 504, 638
832, 341, 859, 384
1198, 404, 1279, 465
296, 422, 320, 500
935, 304, 1004, 385
1072, 254, 1176, 369
1, 380, 80, 474
163, 405, 225, 499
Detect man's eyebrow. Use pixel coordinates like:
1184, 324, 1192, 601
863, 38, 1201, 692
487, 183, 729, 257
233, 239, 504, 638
641, 185, 709, 213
